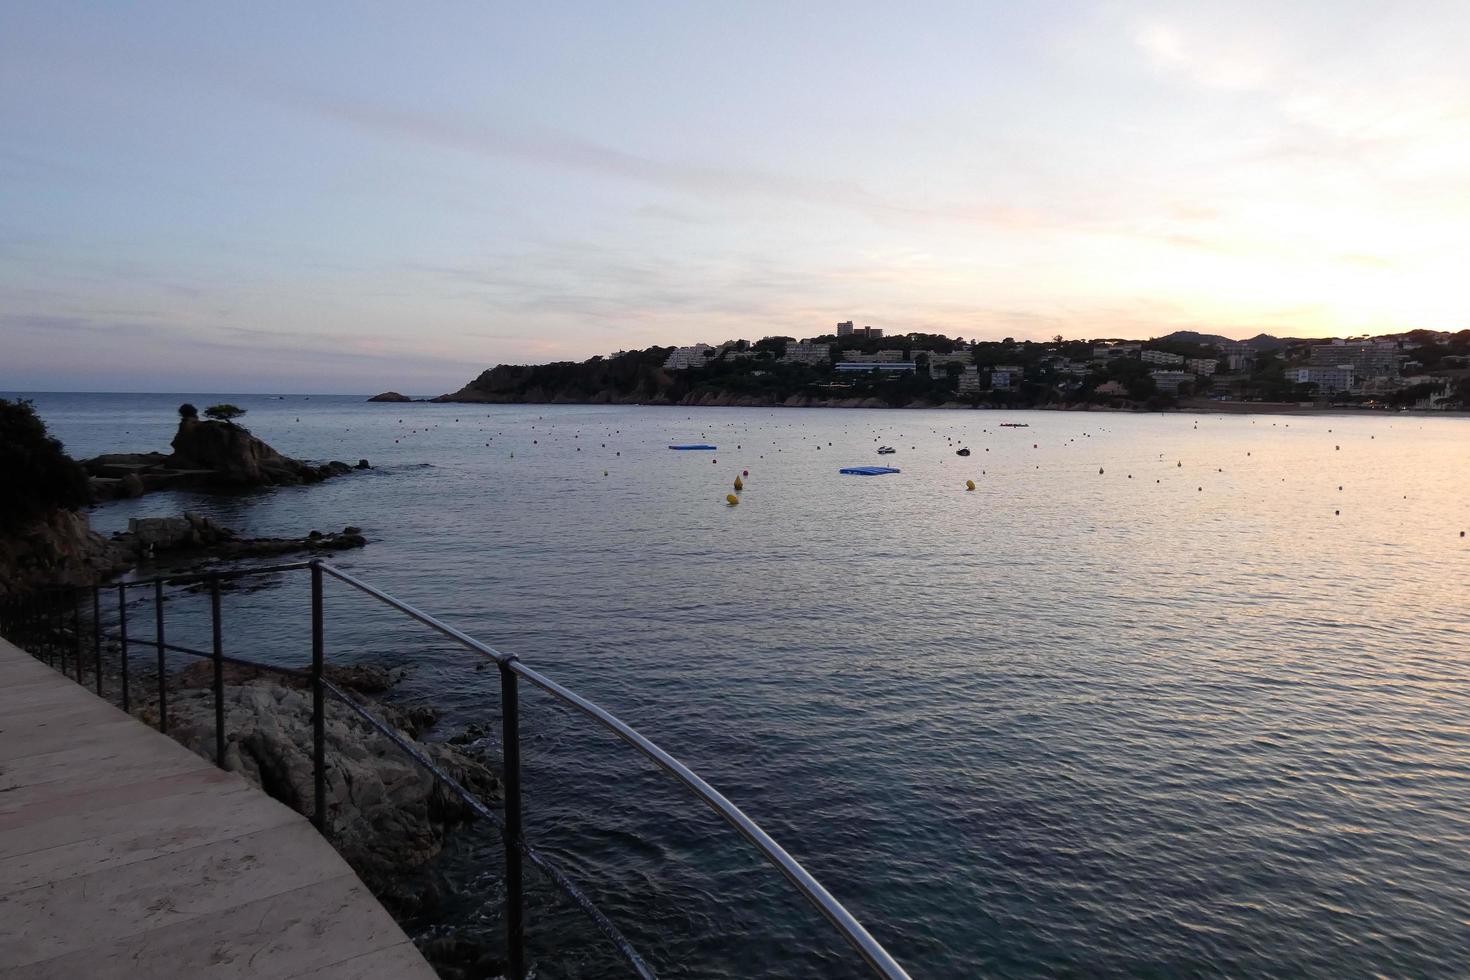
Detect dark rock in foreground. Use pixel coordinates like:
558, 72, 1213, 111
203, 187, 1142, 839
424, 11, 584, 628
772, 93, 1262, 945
0, 509, 130, 597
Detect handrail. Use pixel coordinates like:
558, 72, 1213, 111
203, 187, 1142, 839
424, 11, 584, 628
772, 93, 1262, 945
317, 561, 911, 980
1, 563, 912, 980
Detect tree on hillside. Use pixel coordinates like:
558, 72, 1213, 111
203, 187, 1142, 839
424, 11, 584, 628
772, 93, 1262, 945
0, 398, 90, 532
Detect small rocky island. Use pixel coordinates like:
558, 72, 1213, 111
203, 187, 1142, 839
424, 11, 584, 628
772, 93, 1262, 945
84, 403, 368, 500
368, 391, 413, 402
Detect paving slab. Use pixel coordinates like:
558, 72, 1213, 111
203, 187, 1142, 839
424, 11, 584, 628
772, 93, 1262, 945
0, 635, 437, 979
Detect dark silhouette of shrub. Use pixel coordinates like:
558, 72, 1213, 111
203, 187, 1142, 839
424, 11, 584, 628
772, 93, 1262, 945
0, 398, 90, 531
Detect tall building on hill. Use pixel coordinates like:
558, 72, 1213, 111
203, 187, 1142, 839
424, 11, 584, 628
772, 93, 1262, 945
836, 321, 854, 336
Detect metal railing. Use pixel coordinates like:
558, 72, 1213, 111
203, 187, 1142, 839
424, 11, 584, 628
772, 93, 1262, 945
0, 561, 910, 980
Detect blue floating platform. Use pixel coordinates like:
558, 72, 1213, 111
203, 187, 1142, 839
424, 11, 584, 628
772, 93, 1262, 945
840, 466, 901, 476
668, 444, 717, 450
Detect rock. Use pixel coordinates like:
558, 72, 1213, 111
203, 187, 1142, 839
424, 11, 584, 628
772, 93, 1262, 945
325, 663, 401, 694
367, 391, 412, 402
355, 459, 371, 470
418, 936, 504, 980
0, 509, 128, 598
110, 515, 365, 561
119, 472, 145, 498
158, 670, 500, 896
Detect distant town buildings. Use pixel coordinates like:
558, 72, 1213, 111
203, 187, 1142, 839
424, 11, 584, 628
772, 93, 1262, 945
988, 365, 1023, 390
1149, 370, 1194, 393
833, 320, 882, 338
781, 341, 831, 365
1141, 350, 1186, 366
836, 321, 854, 337
833, 361, 917, 374
842, 349, 906, 363
1095, 380, 1128, 396
1309, 340, 1400, 378
926, 351, 973, 369
1186, 357, 1218, 376
663, 344, 715, 370
1093, 343, 1141, 359
1288, 366, 1354, 393
1223, 343, 1255, 373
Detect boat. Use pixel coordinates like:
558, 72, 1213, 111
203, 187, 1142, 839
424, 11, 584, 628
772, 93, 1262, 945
955, 447, 971, 456
876, 446, 896, 454
998, 423, 1028, 428
668, 444, 717, 450
840, 466, 901, 476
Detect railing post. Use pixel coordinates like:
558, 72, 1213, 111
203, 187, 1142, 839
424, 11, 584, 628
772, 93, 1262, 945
117, 584, 130, 712
500, 659, 526, 980
48, 591, 59, 667
92, 585, 103, 696
210, 575, 225, 767
310, 561, 326, 834
154, 579, 168, 734
72, 590, 84, 683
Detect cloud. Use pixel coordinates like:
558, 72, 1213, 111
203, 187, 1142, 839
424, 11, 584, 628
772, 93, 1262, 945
274, 88, 1061, 233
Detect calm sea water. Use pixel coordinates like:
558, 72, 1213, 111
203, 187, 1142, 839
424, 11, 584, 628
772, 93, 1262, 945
11, 392, 1470, 978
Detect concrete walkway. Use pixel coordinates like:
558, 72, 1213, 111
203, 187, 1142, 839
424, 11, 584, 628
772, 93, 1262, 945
0, 636, 438, 979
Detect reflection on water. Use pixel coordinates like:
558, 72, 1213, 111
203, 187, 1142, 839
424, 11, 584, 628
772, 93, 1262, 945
18, 392, 1470, 978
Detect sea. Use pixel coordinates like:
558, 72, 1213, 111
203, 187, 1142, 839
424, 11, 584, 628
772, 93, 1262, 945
9, 391, 1470, 979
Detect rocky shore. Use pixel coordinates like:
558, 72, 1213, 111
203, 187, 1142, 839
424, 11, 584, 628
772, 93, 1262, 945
96, 651, 505, 976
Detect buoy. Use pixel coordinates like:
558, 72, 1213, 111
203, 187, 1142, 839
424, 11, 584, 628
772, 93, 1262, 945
1098, 468, 1104, 474
734, 476, 744, 491
726, 494, 739, 506
966, 480, 975, 491
742, 469, 748, 476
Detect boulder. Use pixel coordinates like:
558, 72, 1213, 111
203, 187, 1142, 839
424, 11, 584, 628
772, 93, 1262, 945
169, 417, 321, 486
0, 509, 128, 597
159, 674, 499, 892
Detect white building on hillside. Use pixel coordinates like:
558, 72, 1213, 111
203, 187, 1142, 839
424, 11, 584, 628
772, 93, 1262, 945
1150, 370, 1193, 393
1186, 358, 1218, 375
782, 340, 832, 365
1142, 350, 1185, 366
663, 344, 715, 370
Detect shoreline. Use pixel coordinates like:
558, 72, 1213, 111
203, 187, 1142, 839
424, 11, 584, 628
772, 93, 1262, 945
420, 395, 1469, 418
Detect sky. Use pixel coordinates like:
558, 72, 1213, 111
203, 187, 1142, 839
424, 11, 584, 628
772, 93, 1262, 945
2, 1, 1468, 394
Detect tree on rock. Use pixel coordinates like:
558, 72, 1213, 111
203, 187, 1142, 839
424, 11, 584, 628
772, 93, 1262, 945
178, 402, 199, 419
204, 404, 247, 422
0, 398, 90, 532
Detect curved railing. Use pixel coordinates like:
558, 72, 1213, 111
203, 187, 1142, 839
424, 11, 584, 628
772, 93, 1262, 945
0, 561, 910, 980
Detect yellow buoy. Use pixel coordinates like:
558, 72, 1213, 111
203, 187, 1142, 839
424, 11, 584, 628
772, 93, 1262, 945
965, 480, 975, 491
733, 476, 744, 491
726, 494, 739, 506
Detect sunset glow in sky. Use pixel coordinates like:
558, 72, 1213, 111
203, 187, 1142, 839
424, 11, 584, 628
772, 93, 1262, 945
3, 1, 1468, 393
